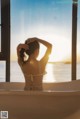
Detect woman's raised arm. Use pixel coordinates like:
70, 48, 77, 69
17, 43, 29, 64
37, 38, 52, 65
37, 38, 52, 55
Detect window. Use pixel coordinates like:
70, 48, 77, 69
0, 0, 1, 52
0, 0, 10, 82
11, 0, 72, 82
0, 61, 6, 82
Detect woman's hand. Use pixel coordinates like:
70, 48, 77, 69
17, 43, 29, 51
27, 37, 38, 44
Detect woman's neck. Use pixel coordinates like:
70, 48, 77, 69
28, 54, 36, 62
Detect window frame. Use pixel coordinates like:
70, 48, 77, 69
0, 0, 10, 82
72, 0, 78, 80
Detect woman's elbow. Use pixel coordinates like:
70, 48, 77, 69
50, 44, 52, 49
48, 44, 52, 54
50, 44, 52, 51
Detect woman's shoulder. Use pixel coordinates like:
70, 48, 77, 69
18, 60, 29, 67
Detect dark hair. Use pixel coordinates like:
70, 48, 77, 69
25, 38, 40, 56
20, 38, 40, 62
20, 48, 25, 62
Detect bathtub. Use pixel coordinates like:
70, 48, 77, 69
0, 80, 80, 119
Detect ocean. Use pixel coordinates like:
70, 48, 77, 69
0, 61, 80, 82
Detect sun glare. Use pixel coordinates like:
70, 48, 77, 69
37, 38, 70, 62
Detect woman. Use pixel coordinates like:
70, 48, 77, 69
17, 37, 52, 90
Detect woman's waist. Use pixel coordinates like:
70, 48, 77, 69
24, 75, 43, 82
25, 80, 42, 86
24, 84, 42, 91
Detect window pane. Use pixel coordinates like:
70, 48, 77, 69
0, 0, 1, 52
11, 0, 72, 82
0, 27, 1, 52
0, 61, 6, 82
77, 0, 80, 80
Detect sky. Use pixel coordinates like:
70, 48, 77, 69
11, 0, 80, 62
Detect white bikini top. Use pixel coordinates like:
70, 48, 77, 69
21, 62, 47, 82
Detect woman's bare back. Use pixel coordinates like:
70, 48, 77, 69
20, 60, 45, 90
